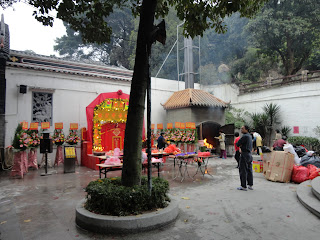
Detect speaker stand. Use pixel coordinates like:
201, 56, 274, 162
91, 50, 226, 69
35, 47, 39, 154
41, 152, 53, 176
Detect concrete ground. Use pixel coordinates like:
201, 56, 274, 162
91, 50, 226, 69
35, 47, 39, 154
0, 156, 319, 240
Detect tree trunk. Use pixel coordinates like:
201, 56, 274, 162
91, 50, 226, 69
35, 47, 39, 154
286, 33, 295, 75
121, 0, 157, 187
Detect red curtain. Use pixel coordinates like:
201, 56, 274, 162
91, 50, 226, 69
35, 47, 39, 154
101, 123, 126, 151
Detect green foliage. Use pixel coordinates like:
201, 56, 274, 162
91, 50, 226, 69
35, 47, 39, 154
12, 124, 31, 151
305, 50, 320, 70
263, 103, 281, 127
12, 123, 23, 149
230, 48, 279, 83
54, 8, 134, 68
248, 103, 281, 144
246, 0, 320, 75
202, 13, 249, 69
287, 136, 320, 151
128, 7, 182, 78
225, 107, 249, 129
9, 0, 267, 44
249, 112, 268, 138
281, 126, 291, 137
85, 176, 170, 216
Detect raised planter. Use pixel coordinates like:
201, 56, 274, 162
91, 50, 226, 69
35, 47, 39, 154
76, 197, 179, 233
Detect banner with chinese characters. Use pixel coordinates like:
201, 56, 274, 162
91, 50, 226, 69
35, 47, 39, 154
167, 123, 173, 129
180, 123, 185, 129
175, 122, 181, 129
29, 122, 39, 130
151, 124, 155, 129
21, 121, 28, 130
55, 122, 63, 129
41, 122, 50, 129
70, 123, 79, 130
186, 122, 191, 129
65, 146, 76, 158
157, 123, 163, 129
191, 122, 196, 129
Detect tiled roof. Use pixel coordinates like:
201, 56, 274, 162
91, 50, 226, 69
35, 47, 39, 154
7, 50, 133, 81
163, 88, 228, 109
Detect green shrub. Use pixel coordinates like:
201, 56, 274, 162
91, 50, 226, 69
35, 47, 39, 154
281, 126, 291, 137
287, 136, 320, 151
84, 176, 170, 216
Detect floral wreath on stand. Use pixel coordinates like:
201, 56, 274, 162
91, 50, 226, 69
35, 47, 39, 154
27, 130, 40, 148
66, 130, 80, 145
53, 129, 65, 146
12, 124, 32, 152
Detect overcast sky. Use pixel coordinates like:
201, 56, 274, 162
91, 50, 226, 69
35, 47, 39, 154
1, 2, 66, 56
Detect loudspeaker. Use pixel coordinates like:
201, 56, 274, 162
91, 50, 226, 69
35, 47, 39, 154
19, 85, 27, 94
40, 139, 53, 153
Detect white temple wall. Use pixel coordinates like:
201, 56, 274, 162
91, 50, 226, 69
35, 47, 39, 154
4, 67, 199, 163
205, 81, 320, 138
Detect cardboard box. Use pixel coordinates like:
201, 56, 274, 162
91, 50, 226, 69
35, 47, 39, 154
262, 152, 272, 176
253, 160, 263, 173
264, 151, 294, 183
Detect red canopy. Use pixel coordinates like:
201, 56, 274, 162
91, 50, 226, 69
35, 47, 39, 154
86, 91, 145, 143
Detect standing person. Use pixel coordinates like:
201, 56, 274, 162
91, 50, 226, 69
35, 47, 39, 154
234, 132, 241, 168
215, 130, 226, 159
275, 130, 282, 141
253, 132, 263, 156
236, 125, 253, 191
157, 132, 166, 150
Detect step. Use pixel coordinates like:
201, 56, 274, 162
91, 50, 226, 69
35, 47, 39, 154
311, 176, 320, 201
297, 180, 320, 218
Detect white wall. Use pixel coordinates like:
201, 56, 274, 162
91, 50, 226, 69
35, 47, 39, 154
4, 67, 199, 162
206, 81, 320, 138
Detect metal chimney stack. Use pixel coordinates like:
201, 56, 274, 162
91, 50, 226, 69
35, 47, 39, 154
184, 37, 194, 89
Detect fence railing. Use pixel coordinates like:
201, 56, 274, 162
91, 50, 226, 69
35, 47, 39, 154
239, 70, 320, 94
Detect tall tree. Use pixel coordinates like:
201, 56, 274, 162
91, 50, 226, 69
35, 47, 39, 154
54, 23, 112, 63
2, 0, 267, 187
202, 13, 249, 67
128, 7, 181, 79
246, 0, 320, 76
54, 8, 134, 68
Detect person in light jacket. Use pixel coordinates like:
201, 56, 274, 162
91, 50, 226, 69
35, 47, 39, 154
253, 132, 263, 156
215, 130, 226, 159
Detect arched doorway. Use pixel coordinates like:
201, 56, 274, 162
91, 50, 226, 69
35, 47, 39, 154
197, 121, 235, 156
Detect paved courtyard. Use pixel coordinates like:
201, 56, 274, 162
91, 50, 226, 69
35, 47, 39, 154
0, 156, 319, 240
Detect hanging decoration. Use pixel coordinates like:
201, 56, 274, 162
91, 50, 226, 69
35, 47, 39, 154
92, 98, 129, 151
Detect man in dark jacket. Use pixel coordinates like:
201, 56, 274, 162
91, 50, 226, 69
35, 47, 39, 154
236, 125, 253, 191
157, 132, 166, 150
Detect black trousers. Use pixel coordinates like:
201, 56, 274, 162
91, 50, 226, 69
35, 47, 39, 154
234, 151, 240, 167
239, 152, 253, 188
